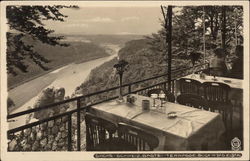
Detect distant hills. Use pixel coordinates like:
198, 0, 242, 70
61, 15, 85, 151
59, 34, 144, 47
8, 34, 144, 89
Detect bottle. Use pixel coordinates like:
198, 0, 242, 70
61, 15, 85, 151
159, 90, 166, 108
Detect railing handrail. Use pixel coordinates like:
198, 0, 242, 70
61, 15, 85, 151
7, 95, 119, 135
7, 62, 209, 152
7, 62, 209, 120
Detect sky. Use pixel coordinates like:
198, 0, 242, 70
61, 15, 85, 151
44, 6, 164, 35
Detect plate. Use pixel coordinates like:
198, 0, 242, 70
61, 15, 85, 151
167, 112, 177, 119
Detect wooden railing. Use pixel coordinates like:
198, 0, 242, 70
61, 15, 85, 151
7, 62, 209, 151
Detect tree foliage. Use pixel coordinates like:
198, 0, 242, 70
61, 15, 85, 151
146, 5, 243, 63
7, 97, 15, 109
6, 5, 78, 75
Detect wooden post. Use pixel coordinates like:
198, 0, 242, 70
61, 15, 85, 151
76, 99, 81, 151
203, 6, 206, 63
67, 114, 72, 151
167, 6, 172, 91
160, 5, 173, 91
128, 84, 131, 94
234, 9, 238, 45
235, 21, 237, 45
221, 6, 226, 51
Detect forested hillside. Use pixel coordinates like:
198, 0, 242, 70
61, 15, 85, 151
8, 37, 109, 88
75, 38, 189, 96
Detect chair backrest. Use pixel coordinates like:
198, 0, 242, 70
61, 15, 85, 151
179, 78, 202, 95
202, 82, 231, 103
117, 123, 159, 151
202, 82, 232, 129
176, 94, 205, 109
85, 113, 117, 150
147, 88, 175, 103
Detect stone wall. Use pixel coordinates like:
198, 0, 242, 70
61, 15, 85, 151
8, 115, 87, 151
8, 116, 72, 151
8, 87, 87, 151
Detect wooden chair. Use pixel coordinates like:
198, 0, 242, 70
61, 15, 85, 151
202, 82, 232, 129
116, 123, 159, 151
176, 94, 206, 109
85, 113, 117, 151
147, 88, 175, 103
179, 78, 202, 95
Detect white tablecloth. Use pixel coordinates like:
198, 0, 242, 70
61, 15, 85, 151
90, 94, 225, 151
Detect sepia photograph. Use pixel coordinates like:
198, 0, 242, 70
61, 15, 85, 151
0, 1, 249, 161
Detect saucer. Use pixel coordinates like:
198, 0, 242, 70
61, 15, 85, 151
167, 112, 177, 119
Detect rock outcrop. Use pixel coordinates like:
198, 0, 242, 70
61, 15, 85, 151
33, 87, 66, 120
9, 87, 86, 151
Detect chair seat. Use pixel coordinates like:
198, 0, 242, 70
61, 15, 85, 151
85, 113, 117, 151
90, 139, 118, 151
91, 140, 115, 151
177, 94, 205, 109
92, 138, 137, 151
111, 139, 137, 151
206, 101, 232, 112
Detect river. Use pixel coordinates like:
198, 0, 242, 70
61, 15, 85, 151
8, 44, 120, 129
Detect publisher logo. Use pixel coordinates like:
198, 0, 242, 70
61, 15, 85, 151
231, 137, 241, 151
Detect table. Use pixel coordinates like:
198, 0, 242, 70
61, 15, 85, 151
179, 74, 243, 102
90, 94, 225, 151
176, 74, 243, 129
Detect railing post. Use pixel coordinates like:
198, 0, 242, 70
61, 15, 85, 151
67, 113, 72, 151
128, 84, 131, 94
163, 83, 167, 91
207, 62, 210, 75
77, 99, 81, 151
167, 6, 172, 91
171, 80, 175, 94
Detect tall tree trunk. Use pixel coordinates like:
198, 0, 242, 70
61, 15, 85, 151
214, 12, 219, 39
203, 6, 206, 63
210, 14, 215, 40
222, 6, 226, 51
235, 19, 238, 45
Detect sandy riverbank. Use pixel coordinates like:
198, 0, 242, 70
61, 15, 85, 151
8, 44, 120, 129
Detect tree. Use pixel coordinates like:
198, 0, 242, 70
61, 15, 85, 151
146, 5, 243, 63
6, 5, 78, 75
7, 97, 15, 109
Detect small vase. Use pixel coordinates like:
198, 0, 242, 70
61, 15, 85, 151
117, 95, 124, 102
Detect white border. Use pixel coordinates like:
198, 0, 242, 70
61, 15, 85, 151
1, 1, 249, 161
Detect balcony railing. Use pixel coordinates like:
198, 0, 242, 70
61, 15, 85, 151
7, 62, 209, 151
